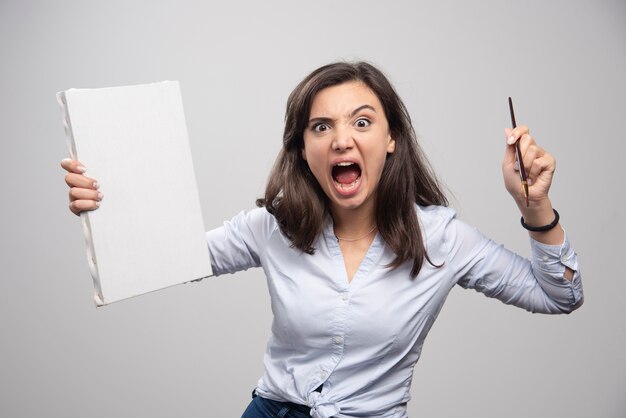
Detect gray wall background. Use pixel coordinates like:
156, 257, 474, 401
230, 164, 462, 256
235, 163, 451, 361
1, 0, 624, 417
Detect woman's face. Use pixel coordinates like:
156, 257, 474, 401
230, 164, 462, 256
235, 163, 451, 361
302, 81, 395, 216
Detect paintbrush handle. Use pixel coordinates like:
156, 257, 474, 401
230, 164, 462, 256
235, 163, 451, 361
508, 97, 529, 207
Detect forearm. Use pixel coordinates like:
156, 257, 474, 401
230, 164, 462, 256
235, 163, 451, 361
517, 198, 574, 281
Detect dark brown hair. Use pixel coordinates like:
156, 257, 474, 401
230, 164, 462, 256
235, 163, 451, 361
257, 61, 447, 277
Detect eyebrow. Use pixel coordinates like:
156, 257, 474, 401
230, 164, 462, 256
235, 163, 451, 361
349, 104, 376, 117
308, 104, 377, 125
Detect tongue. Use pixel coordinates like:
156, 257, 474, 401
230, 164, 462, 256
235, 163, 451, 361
333, 165, 360, 184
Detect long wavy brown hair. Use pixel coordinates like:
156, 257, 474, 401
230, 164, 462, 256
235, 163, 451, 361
256, 61, 447, 277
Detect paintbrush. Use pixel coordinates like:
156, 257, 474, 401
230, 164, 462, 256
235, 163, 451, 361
508, 97, 529, 207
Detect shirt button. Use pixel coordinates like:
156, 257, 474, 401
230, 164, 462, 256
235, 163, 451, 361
319, 371, 327, 379
341, 293, 349, 302
333, 335, 343, 344
542, 255, 549, 262
560, 255, 568, 263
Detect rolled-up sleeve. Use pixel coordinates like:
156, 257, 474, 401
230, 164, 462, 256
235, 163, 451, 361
449, 218, 583, 314
529, 235, 583, 312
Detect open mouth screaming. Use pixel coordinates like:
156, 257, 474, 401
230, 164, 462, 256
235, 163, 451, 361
332, 162, 362, 192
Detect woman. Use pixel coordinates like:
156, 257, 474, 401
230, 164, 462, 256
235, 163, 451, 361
61, 62, 582, 418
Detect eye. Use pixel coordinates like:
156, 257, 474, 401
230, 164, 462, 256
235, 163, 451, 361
355, 118, 371, 128
312, 122, 330, 133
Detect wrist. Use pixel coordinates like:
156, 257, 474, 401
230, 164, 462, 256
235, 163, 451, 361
521, 209, 560, 232
517, 198, 554, 227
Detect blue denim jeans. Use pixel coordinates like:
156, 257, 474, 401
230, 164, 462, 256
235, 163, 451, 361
241, 390, 312, 418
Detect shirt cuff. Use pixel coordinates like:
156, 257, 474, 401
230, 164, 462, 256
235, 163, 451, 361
529, 230, 584, 311
529, 231, 579, 273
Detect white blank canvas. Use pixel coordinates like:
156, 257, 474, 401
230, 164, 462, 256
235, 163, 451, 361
58, 81, 212, 306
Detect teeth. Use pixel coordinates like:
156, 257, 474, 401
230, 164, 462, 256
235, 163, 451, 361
337, 177, 360, 189
335, 162, 355, 167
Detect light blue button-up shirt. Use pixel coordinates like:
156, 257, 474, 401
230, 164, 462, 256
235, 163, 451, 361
206, 205, 583, 418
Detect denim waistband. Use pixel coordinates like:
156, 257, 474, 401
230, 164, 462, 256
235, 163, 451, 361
251, 385, 323, 415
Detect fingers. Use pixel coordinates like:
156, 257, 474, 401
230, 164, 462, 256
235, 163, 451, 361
503, 128, 517, 165
69, 199, 101, 216
526, 153, 556, 184
502, 125, 556, 202
506, 124, 530, 145
503, 127, 533, 169
503, 126, 531, 165
69, 186, 103, 202
519, 137, 541, 177
60, 158, 102, 216
60, 158, 86, 174
61, 158, 99, 188
65, 172, 99, 189
517, 134, 556, 182
67, 180, 103, 216
503, 126, 539, 173
67, 185, 103, 216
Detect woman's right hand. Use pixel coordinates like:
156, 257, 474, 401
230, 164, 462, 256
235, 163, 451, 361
60, 158, 103, 216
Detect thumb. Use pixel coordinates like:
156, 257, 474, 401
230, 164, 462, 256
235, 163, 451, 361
502, 128, 516, 166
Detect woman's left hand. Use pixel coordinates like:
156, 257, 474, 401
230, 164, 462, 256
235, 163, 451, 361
502, 124, 555, 208
502, 124, 573, 279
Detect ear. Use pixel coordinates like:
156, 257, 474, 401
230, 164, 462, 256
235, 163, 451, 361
386, 134, 396, 153
301, 146, 307, 161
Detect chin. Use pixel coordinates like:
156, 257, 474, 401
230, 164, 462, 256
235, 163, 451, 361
328, 188, 373, 213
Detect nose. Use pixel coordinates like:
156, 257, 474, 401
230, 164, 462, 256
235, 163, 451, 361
331, 125, 354, 151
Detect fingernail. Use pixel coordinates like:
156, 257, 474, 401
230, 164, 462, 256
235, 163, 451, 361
62, 158, 72, 163
93, 181, 99, 189
98, 192, 104, 200
507, 136, 516, 145
95, 202, 100, 208
77, 165, 86, 173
